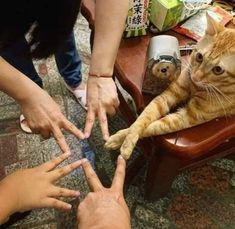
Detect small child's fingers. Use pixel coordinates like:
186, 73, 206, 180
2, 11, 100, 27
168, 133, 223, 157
43, 198, 72, 211
50, 187, 80, 198
38, 153, 71, 172
50, 160, 82, 181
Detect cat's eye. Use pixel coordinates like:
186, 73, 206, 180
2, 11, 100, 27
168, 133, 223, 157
195, 52, 203, 63
212, 66, 224, 75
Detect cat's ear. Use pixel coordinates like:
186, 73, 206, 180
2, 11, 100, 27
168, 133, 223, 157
205, 13, 224, 36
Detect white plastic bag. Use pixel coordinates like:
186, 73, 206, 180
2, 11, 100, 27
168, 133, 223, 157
181, 0, 212, 10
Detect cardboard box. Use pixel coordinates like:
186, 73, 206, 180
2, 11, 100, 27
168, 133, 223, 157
149, 0, 197, 31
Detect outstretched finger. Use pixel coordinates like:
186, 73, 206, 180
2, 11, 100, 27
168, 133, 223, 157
97, 106, 109, 141
62, 119, 84, 140
84, 108, 95, 138
51, 125, 70, 154
39, 153, 71, 172
42, 197, 72, 211
111, 155, 126, 193
49, 186, 80, 198
82, 159, 103, 192
50, 160, 82, 181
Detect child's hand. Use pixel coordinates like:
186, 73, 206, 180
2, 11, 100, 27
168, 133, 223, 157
0, 153, 81, 219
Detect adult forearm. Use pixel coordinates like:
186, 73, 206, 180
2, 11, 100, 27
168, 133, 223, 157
0, 57, 42, 104
89, 0, 129, 76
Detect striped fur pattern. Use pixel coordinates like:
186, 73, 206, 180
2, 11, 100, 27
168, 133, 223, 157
105, 15, 235, 160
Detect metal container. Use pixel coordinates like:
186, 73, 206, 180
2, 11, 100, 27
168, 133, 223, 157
142, 35, 181, 95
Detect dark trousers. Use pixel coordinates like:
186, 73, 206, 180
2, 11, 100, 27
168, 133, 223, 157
1, 32, 82, 88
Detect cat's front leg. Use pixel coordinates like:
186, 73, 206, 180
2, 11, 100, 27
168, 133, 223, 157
105, 128, 129, 150
105, 128, 140, 160
105, 128, 137, 160
120, 129, 140, 160
140, 107, 206, 137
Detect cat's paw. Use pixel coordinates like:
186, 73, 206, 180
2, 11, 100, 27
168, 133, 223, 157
105, 129, 129, 150
120, 133, 139, 160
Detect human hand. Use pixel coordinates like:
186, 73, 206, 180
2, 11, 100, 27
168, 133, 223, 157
77, 155, 131, 229
19, 87, 84, 153
0, 153, 81, 221
84, 77, 119, 140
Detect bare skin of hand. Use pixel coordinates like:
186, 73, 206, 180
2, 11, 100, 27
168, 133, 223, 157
84, 77, 119, 141
0, 153, 81, 220
20, 88, 84, 153
77, 156, 131, 229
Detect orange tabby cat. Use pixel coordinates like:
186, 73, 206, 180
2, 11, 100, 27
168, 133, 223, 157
105, 14, 235, 160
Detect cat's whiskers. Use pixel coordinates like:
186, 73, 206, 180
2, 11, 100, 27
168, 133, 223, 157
205, 86, 213, 105
198, 82, 213, 105
210, 84, 233, 105
207, 84, 228, 117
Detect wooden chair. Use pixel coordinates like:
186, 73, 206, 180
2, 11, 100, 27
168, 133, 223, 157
81, 0, 235, 201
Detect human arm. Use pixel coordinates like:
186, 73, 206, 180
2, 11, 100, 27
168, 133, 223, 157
84, 0, 129, 140
0, 57, 84, 153
0, 153, 81, 225
77, 155, 131, 229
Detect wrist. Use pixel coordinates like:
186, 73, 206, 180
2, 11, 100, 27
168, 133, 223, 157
0, 182, 18, 224
14, 79, 43, 105
80, 210, 130, 229
88, 72, 113, 78
89, 56, 114, 78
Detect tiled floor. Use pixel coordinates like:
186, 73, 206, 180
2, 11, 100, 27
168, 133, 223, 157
0, 14, 235, 228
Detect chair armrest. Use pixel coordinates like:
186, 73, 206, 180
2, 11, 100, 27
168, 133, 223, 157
160, 115, 235, 159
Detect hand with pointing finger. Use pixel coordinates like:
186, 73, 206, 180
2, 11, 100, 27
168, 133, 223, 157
77, 155, 131, 229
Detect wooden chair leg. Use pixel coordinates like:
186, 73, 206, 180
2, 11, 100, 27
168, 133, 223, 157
126, 153, 146, 184
145, 150, 181, 201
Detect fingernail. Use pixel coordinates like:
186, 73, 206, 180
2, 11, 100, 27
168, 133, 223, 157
80, 133, 85, 139
81, 158, 88, 163
103, 135, 109, 141
118, 155, 124, 160
73, 160, 82, 166
75, 191, 80, 196
84, 133, 90, 139
66, 204, 72, 209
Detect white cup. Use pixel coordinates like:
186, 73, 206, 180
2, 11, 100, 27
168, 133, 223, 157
148, 35, 180, 61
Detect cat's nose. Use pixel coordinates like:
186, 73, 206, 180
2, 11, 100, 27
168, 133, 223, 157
161, 68, 167, 73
